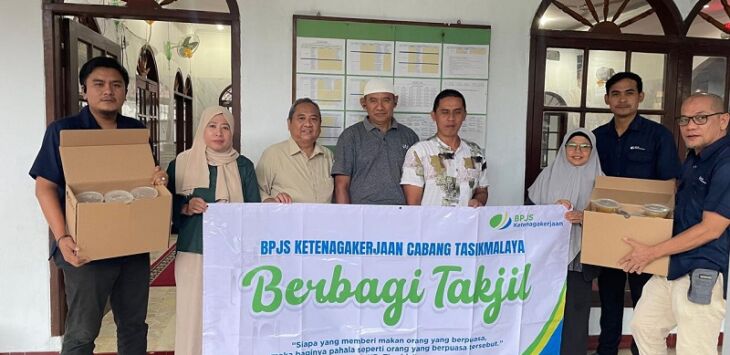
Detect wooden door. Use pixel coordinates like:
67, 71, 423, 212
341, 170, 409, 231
51, 17, 122, 336
62, 18, 122, 116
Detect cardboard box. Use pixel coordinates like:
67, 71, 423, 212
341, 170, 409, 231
581, 176, 675, 276
60, 129, 171, 261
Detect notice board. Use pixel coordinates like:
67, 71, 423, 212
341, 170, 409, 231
293, 16, 491, 148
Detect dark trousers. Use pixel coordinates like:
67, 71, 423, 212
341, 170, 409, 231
596, 267, 651, 355
560, 270, 593, 355
58, 252, 150, 355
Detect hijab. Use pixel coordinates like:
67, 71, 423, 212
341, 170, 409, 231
174, 106, 244, 203
528, 128, 603, 264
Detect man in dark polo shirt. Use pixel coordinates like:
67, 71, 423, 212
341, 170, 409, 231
332, 78, 419, 205
30, 57, 166, 354
592, 72, 681, 355
621, 93, 730, 354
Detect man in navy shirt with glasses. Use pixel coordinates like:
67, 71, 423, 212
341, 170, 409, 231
621, 93, 730, 354
592, 72, 681, 355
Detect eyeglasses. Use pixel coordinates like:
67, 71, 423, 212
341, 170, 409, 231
565, 143, 592, 151
675, 113, 725, 126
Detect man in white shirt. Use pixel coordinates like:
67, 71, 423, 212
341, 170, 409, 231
401, 89, 488, 207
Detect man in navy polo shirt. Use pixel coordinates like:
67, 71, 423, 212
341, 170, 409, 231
30, 57, 166, 354
592, 72, 681, 355
621, 93, 730, 354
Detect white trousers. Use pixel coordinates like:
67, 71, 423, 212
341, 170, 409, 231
631, 274, 725, 355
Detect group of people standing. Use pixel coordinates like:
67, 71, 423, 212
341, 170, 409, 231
167, 78, 490, 355
530, 71, 730, 355
30, 56, 730, 355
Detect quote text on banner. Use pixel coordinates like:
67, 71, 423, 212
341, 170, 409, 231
203, 203, 570, 355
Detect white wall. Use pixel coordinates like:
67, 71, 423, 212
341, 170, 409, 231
190, 27, 232, 141
0, 0, 706, 351
0, 0, 61, 351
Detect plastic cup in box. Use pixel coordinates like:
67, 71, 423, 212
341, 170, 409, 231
104, 190, 134, 204
592, 198, 621, 213
76, 191, 104, 203
642, 203, 671, 218
131, 186, 159, 200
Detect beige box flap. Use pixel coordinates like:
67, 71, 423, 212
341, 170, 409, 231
60, 129, 154, 185
591, 189, 675, 207
60, 129, 149, 147
594, 176, 676, 194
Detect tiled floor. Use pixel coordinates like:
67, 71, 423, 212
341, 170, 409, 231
94, 287, 176, 353
94, 236, 178, 354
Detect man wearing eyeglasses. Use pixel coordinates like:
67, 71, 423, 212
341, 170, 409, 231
400, 89, 488, 207
621, 93, 730, 354
592, 72, 681, 355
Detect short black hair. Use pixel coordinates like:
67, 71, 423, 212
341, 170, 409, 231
79, 56, 130, 93
432, 89, 466, 112
287, 98, 321, 121
605, 72, 643, 94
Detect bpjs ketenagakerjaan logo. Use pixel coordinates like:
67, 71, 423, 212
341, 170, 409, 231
489, 212, 564, 230
489, 212, 513, 230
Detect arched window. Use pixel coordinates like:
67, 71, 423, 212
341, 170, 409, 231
538, 0, 667, 35
172, 71, 193, 153
185, 75, 193, 97
136, 45, 160, 162
173, 71, 185, 153
184, 75, 194, 149
525, 0, 683, 191
686, 0, 730, 40
219, 84, 233, 110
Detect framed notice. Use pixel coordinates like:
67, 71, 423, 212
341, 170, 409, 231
293, 16, 491, 148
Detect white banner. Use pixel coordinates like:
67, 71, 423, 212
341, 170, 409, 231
203, 204, 570, 355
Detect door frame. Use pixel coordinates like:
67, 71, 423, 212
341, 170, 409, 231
41, 0, 241, 336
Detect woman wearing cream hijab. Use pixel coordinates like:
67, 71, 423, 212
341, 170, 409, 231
166, 106, 260, 355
